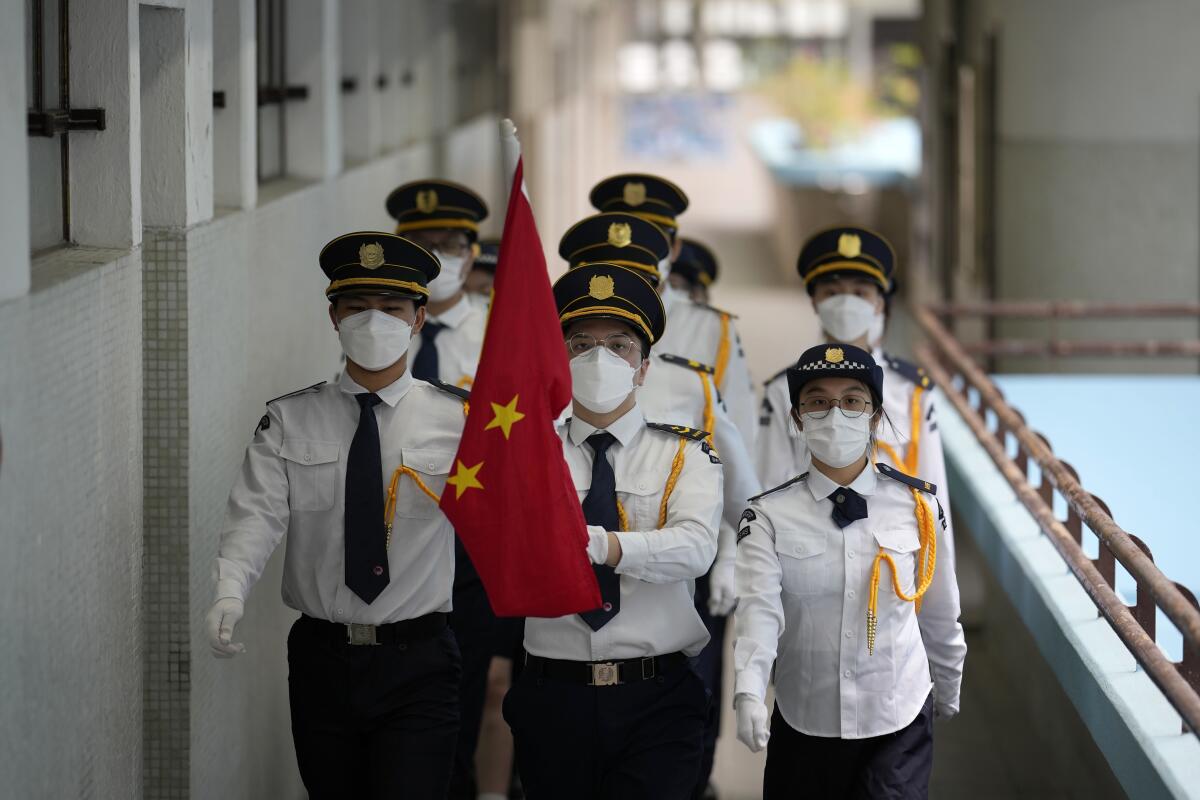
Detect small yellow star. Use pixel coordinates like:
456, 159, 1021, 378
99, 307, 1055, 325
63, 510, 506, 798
445, 460, 484, 500
484, 394, 526, 440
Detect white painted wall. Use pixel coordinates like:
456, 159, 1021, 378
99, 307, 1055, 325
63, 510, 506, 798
0, 0, 30, 299
213, 0, 257, 209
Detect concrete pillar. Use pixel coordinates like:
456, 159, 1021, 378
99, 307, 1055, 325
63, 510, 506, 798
0, 0, 30, 301
139, 5, 188, 227
71, 0, 139, 248
340, 0, 383, 163
213, 0, 257, 209
287, 0, 342, 180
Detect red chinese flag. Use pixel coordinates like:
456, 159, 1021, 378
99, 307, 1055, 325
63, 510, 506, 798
439, 159, 601, 617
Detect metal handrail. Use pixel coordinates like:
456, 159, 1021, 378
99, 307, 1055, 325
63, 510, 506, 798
913, 305, 1200, 735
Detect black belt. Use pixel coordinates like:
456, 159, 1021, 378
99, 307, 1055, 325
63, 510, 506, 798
300, 612, 447, 646
525, 652, 688, 686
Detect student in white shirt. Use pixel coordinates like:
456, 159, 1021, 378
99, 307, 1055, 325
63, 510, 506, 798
734, 343, 966, 799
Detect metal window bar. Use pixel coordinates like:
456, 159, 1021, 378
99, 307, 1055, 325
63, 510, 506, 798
913, 304, 1200, 735
26, 0, 107, 244
255, 0, 309, 182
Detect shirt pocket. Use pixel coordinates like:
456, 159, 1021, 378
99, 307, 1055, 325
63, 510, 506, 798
873, 527, 922, 595
395, 447, 455, 519
279, 439, 340, 512
616, 469, 661, 530
774, 528, 830, 595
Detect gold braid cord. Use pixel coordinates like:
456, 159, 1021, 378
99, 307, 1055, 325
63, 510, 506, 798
713, 314, 731, 388
614, 436, 688, 531
698, 372, 716, 447
874, 385, 924, 476
384, 466, 442, 550
866, 488, 937, 655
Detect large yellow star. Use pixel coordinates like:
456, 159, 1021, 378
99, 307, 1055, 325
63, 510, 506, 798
445, 460, 484, 500
483, 394, 526, 440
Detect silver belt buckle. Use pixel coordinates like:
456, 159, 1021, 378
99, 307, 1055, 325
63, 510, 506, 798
347, 623, 379, 646
590, 662, 620, 686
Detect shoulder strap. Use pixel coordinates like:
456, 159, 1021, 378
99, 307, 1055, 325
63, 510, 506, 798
749, 472, 809, 502
883, 353, 934, 389
658, 353, 716, 375
423, 378, 471, 402
266, 381, 325, 405
876, 462, 937, 495
696, 301, 737, 320
645, 422, 710, 442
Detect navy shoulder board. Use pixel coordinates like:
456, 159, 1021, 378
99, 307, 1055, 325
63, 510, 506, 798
877, 462, 936, 494
748, 472, 809, 502
425, 378, 471, 402
646, 422, 710, 441
764, 365, 791, 389
883, 353, 934, 390
266, 381, 326, 406
658, 353, 716, 375
696, 302, 737, 319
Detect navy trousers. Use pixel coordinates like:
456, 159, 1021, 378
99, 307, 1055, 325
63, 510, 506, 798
448, 539, 496, 800
764, 693, 935, 800
287, 615, 461, 800
504, 659, 708, 800
690, 571, 727, 797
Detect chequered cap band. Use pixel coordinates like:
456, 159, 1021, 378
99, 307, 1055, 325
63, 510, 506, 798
799, 359, 869, 371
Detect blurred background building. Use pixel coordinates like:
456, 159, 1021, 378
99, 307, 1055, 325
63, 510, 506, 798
2, 1, 1198, 798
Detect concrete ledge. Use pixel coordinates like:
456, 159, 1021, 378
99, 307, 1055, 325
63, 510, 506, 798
937, 389, 1200, 800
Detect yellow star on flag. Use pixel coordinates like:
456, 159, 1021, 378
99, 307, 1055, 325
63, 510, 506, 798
446, 460, 484, 500
484, 394, 526, 440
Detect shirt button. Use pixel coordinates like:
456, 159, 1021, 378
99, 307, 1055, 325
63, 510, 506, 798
845, 631, 852, 639
303, 453, 312, 462
794, 545, 804, 555
848, 590, 856, 599
848, 550, 855, 559
427, 462, 436, 470
336, 609, 343, 617
843, 669, 852, 678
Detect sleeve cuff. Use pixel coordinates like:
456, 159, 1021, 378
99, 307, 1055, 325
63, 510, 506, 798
734, 670, 767, 703
215, 578, 246, 603
612, 531, 650, 574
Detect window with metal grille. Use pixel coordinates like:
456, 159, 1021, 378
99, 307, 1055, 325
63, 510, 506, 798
256, 0, 308, 182
26, 0, 106, 251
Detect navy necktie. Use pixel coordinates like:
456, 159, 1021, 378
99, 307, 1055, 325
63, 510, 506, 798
828, 487, 868, 529
411, 321, 445, 381
345, 393, 389, 603
578, 432, 622, 631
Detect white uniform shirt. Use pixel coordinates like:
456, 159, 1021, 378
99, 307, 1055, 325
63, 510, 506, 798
523, 405, 723, 661
214, 370, 467, 625
733, 464, 966, 739
655, 295, 758, 459
408, 294, 487, 388
756, 351, 956, 564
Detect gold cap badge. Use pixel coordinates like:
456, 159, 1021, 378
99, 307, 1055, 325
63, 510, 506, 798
588, 274, 615, 301
623, 182, 646, 207
837, 233, 862, 259
416, 189, 439, 214
358, 242, 385, 269
825, 347, 845, 364
607, 222, 632, 248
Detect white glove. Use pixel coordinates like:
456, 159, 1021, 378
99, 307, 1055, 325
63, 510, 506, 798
735, 694, 770, 752
707, 556, 737, 616
206, 597, 246, 658
586, 525, 610, 565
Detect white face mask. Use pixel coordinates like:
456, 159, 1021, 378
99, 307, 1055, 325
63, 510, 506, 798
570, 346, 637, 413
801, 410, 872, 468
866, 311, 886, 348
426, 252, 466, 302
817, 294, 883, 344
337, 309, 413, 371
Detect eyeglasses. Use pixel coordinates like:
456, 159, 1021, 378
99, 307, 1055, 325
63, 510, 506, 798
798, 396, 874, 419
565, 332, 643, 359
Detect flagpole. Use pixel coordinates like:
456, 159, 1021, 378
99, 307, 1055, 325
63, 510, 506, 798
499, 118, 521, 207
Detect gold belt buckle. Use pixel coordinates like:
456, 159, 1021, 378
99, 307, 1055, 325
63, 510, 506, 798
590, 662, 620, 686
347, 623, 379, 646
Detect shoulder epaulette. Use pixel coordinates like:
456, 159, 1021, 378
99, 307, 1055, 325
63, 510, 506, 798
696, 302, 737, 320
749, 472, 809, 502
764, 365, 791, 388
658, 353, 715, 375
266, 381, 325, 405
646, 422, 710, 441
423, 378, 471, 402
877, 462, 936, 494
883, 353, 934, 390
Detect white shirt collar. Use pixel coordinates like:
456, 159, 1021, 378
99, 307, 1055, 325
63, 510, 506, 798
806, 459, 878, 501
567, 403, 645, 448
426, 294, 471, 329
337, 367, 413, 408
